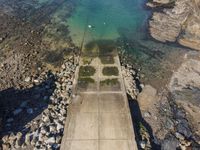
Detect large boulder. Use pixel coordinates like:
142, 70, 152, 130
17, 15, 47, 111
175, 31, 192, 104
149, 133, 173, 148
148, 0, 200, 51
137, 85, 158, 111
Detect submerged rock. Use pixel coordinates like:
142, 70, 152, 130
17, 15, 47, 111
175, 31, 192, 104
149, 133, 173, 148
13, 108, 22, 115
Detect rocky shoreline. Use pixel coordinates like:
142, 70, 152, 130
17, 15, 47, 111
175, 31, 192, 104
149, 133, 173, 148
120, 50, 200, 149
0, 56, 79, 150
0, 0, 79, 149
147, 0, 200, 51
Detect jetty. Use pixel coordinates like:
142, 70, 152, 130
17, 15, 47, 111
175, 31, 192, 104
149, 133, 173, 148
60, 43, 138, 150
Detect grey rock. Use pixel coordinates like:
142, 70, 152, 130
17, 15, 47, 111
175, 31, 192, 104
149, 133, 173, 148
40, 126, 48, 135
56, 136, 62, 143
2, 135, 9, 143
7, 118, 14, 123
161, 136, 179, 150
52, 143, 60, 149
25, 133, 31, 145
2, 143, 10, 150
16, 132, 22, 140
49, 125, 56, 133
46, 137, 56, 144
25, 77, 31, 82
60, 109, 66, 116
56, 122, 64, 132
34, 94, 41, 99
33, 79, 39, 83
13, 108, 22, 115
165, 118, 174, 130
43, 115, 50, 122
143, 112, 151, 118
175, 132, 185, 140
38, 133, 44, 142
139, 140, 146, 149
27, 108, 33, 114
20, 101, 28, 108
177, 121, 192, 138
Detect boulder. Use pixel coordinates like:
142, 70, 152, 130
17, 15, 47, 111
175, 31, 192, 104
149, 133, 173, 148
137, 85, 158, 111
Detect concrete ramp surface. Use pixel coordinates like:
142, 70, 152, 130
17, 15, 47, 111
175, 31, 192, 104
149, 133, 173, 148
61, 56, 137, 150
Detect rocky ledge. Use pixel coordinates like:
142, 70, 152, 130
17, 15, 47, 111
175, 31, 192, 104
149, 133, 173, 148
147, 0, 200, 51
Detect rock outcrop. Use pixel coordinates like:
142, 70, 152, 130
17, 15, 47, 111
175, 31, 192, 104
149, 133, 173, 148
148, 0, 200, 51
169, 59, 200, 138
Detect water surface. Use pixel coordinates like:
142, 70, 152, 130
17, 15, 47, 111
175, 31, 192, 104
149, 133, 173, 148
67, 0, 149, 46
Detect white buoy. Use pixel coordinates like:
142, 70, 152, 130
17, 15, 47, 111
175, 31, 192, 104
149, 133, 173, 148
103, 22, 106, 25
88, 25, 92, 28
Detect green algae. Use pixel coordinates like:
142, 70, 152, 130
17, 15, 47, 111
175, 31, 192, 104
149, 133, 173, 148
102, 67, 119, 76
100, 78, 119, 86
79, 66, 96, 76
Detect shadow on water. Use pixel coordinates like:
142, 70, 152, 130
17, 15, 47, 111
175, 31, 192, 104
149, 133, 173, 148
0, 71, 56, 137
128, 94, 161, 149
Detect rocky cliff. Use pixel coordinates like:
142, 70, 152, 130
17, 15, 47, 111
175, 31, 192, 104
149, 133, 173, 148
147, 0, 200, 51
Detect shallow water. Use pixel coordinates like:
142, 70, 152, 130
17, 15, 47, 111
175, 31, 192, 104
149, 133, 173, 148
67, 0, 189, 89
67, 0, 150, 47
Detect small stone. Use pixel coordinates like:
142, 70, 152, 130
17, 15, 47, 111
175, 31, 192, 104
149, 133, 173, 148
140, 84, 145, 89
7, 118, 14, 123
165, 118, 174, 130
40, 127, 48, 135
56, 136, 62, 143
60, 109, 66, 115
52, 143, 60, 149
143, 112, 151, 118
6, 123, 11, 127
33, 79, 39, 83
13, 108, 22, 115
56, 123, 64, 132
49, 125, 56, 133
16, 132, 22, 140
38, 133, 44, 142
177, 120, 192, 138
27, 108, 33, 114
8, 133, 16, 143
2, 135, 9, 143
161, 135, 179, 150
2, 143, 10, 150
43, 96, 48, 101
46, 137, 56, 144
61, 64, 66, 69
25, 77, 31, 82
20, 101, 28, 108
139, 140, 146, 149
175, 132, 185, 140
31, 135, 37, 146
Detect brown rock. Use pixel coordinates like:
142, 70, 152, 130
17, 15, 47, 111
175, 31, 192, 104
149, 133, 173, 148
137, 85, 158, 111
148, 0, 200, 51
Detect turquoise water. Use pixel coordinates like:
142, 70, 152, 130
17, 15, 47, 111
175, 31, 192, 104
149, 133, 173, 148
67, 0, 188, 88
67, 0, 149, 47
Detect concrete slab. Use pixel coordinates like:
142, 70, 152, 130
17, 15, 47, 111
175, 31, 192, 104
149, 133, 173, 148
63, 140, 98, 150
99, 93, 126, 113
65, 113, 98, 140
71, 94, 99, 113
99, 140, 131, 150
99, 113, 129, 139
